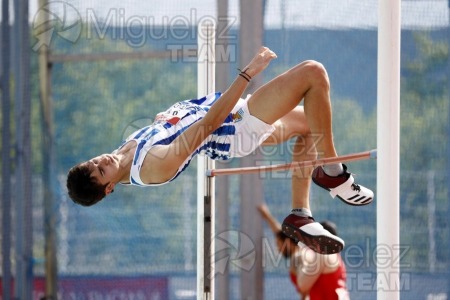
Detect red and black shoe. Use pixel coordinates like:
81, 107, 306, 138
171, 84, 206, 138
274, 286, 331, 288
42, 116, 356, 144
282, 214, 344, 254
312, 164, 374, 206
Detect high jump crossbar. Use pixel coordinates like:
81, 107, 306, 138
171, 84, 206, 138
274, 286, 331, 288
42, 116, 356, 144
206, 149, 377, 177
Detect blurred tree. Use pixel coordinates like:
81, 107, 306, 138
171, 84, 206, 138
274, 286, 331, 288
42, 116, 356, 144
400, 33, 448, 272
35, 27, 199, 274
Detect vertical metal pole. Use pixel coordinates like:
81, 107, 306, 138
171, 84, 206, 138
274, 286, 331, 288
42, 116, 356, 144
377, 0, 401, 299
196, 21, 216, 300
447, 1, 450, 291
215, 1, 230, 299
42, 59, 58, 300
36, 0, 58, 297
22, 0, 33, 294
426, 171, 436, 273
446, 1, 450, 291
239, 1, 265, 299
1, 0, 12, 297
15, 0, 34, 298
13, 0, 25, 296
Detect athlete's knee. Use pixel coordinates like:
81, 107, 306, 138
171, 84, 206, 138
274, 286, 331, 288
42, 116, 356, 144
301, 60, 330, 91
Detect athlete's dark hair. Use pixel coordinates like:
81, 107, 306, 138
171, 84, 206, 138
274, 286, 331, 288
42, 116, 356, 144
66, 163, 108, 206
276, 230, 298, 258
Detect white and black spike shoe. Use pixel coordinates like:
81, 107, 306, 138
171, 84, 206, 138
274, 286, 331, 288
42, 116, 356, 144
312, 164, 374, 206
282, 214, 345, 254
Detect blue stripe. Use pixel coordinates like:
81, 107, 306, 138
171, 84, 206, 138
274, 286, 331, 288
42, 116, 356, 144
180, 112, 199, 122
133, 140, 147, 165
166, 140, 231, 181
132, 127, 160, 141
154, 122, 192, 146
154, 133, 178, 146
213, 124, 235, 136
223, 115, 233, 123
206, 140, 230, 153
198, 141, 230, 160
132, 126, 151, 140
155, 116, 234, 146
143, 128, 160, 140
188, 96, 207, 105
130, 176, 141, 186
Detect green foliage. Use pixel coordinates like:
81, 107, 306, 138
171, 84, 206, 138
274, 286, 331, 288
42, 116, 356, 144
400, 32, 449, 272
44, 30, 199, 274
52, 39, 197, 170
401, 33, 449, 171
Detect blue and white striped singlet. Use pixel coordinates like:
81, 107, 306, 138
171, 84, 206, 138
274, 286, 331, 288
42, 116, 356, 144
120, 92, 236, 186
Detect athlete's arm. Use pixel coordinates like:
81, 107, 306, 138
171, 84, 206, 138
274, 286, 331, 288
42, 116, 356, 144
258, 203, 282, 234
141, 47, 277, 183
294, 248, 324, 294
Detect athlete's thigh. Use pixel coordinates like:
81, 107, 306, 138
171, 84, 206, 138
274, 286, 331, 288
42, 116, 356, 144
262, 106, 310, 146
247, 61, 313, 125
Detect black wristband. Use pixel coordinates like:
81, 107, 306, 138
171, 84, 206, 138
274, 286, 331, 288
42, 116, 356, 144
238, 73, 250, 82
238, 68, 252, 82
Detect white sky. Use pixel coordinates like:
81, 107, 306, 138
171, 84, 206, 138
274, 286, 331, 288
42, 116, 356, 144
4, 0, 450, 29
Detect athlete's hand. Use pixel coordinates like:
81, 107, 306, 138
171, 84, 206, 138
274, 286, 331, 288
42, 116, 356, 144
257, 203, 271, 220
243, 47, 277, 78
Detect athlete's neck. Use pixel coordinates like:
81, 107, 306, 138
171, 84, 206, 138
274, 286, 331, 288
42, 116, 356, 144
115, 140, 136, 183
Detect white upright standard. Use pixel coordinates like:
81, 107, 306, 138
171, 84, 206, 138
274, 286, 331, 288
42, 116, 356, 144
377, 0, 401, 299
196, 21, 216, 300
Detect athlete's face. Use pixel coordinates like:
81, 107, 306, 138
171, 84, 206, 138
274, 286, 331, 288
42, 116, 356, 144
87, 154, 120, 191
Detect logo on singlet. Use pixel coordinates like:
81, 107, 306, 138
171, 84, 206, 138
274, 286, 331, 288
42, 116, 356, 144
155, 113, 180, 125
232, 108, 245, 123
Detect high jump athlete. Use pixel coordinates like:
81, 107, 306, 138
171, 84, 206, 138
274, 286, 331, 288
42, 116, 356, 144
67, 47, 373, 254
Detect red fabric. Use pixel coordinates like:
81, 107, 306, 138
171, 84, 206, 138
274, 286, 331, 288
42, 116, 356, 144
290, 255, 348, 300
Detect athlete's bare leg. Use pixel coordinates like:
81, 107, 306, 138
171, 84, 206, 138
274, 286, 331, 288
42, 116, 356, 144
253, 61, 336, 211
261, 106, 316, 210
251, 60, 373, 254
258, 101, 343, 254
248, 60, 337, 159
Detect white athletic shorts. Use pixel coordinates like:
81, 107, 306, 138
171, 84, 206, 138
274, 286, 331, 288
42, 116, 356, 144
228, 95, 276, 157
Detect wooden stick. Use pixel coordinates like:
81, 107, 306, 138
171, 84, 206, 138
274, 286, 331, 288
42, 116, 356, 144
206, 149, 377, 177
